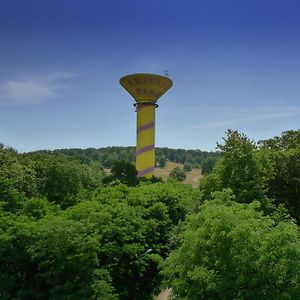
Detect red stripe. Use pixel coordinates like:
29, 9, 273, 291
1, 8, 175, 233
138, 166, 155, 177
136, 144, 155, 155
137, 122, 155, 133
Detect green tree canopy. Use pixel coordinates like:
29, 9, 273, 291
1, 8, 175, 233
169, 167, 186, 182
0, 147, 37, 197
215, 130, 264, 203
201, 156, 218, 175
103, 160, 139, 186
163, 189, 300, 300
257, 130, 300, 222
199, 130, 265, 204
0, 179, 197, 300
157, 156, 167, 168
183, 162, 192, 172
27, 153, 103, 208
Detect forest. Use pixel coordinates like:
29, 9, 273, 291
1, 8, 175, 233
1, 129, 300, 299
34, 146, 219, 173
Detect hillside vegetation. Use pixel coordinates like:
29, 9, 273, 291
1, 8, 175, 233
1, 129, 300, 299
154, 161, 202, 188
104, 161, 202, 188
36, 146, 219, 173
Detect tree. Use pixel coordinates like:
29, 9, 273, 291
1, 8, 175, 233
0, 178, 26, 213
201, 156, 217, 175
169, 167, 186, 182
21, 198, 58, 219
163, 189, 300, 299
0, 214, 117, 300
103, 160, 139, 186
200, 130, 264, 204
157, 156, 167, 168
217, 130, 265, 203
71, 181, 197, 299
27, 153, 101, 208
103, 153, 119, 168
257, 130, 300, 222
0, 147, 37, 197
258, 130, 300, 151
183, 162, 192, 172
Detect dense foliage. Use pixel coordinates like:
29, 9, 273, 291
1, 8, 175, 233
163, 189, 300, 299
258, 130, 300, 222
199, 130, 300, 220
102, 160, 139, 186
0, 145, 198, 299
169, 167, 187, 182
35, 146, 220, 170
1, 129, 300, 299
163, 129, 300, 299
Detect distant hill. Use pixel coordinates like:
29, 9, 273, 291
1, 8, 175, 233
32, 146, 220, 173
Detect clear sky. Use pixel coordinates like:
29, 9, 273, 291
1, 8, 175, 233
0, 0, 299, 152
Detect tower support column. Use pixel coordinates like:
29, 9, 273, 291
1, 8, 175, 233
136, 102, 156, 177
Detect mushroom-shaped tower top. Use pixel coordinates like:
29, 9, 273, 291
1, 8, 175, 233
120, 73, 173, 102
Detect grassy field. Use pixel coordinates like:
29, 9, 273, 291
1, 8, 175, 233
155, 161, 202, 188
105, 161, 202, 188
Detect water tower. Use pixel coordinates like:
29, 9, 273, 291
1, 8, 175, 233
120, 73, 173, 177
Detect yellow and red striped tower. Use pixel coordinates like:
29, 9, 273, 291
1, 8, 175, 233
120, 73, 173, 177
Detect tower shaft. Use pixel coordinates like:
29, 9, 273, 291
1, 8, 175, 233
136, 102, 156, 177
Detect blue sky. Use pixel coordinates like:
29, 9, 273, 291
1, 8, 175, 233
0, 0, 299, 152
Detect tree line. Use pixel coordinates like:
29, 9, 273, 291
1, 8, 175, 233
1, 129, 300, 299
33, 146, 219, 172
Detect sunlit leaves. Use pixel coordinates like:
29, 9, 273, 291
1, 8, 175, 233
163, 190, 300, 299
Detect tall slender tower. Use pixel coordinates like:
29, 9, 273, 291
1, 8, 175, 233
120, 73, 173, 177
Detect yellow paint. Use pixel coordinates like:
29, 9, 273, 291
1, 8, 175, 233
136, 103, 155, 177
120, 73, 172, 103
120, 74, 173, 177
